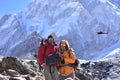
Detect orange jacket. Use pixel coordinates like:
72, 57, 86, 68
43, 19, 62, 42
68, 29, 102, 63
58, 49, 76, 75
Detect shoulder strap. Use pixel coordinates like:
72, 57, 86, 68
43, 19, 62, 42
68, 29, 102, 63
44, 45, 47, 52
68, 48, 73, 58
68, 50, 70, 58
43, 45, 47, 57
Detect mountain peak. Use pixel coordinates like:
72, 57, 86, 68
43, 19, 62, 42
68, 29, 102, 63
0, 0, 120, 60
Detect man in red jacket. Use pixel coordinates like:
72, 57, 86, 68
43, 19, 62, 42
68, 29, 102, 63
37, 35, 59, 80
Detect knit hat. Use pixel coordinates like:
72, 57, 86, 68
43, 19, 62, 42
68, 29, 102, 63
59, 40, 70, 50
48, 34, 54, 39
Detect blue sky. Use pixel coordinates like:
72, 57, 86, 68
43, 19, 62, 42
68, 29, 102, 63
0, 0, 30, 18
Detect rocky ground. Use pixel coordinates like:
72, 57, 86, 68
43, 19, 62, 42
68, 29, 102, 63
0, 56, 44, 80
0, 56, 120, 80
78, 58, 120, 80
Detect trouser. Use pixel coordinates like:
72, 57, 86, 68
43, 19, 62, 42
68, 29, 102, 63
38, 63, 43, 72
37, 60, 43, 72
44, 65, 59, 80
59, 72, 75, 80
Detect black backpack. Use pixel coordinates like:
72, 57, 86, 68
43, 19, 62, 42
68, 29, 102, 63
45, 53, 61, 65
68, 50, 79, 69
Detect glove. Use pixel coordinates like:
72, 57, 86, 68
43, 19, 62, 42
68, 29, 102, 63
61, 59, 65, 64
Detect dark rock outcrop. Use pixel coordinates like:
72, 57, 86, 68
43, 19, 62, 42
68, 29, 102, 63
0, 56, 41, 80
1, 56, 35, 76
75, 68, 93, 80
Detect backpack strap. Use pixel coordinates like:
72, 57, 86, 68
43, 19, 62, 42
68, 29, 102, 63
68, 48, 74, 58
68, 50, 70, 58
43, 45, 47, 57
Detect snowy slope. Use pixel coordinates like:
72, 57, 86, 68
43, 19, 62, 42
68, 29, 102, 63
109, 0, 120, 8
0, 0, 120, 60
104, 48, 120, 58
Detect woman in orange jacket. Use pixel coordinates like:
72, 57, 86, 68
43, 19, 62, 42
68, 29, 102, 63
58, 40, 76, 80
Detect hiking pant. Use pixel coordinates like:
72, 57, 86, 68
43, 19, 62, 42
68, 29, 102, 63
59, 72, 75, 80
44, 65, 59, 80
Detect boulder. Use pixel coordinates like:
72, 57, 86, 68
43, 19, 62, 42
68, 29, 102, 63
1, 56, 35, 76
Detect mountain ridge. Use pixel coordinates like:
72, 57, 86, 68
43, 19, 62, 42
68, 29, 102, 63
0, 0, 120, 60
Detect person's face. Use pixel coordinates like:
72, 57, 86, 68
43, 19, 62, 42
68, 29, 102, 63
48, 38, 54, 43
60, 43, 66, 49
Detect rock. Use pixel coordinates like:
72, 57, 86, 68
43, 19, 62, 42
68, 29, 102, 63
6, 69, 20, 77
0, 74, 9, 80
75, 69, 93, 80
21, 75, 30, 80
1, 56, 35, 76
9, 77, 26, 80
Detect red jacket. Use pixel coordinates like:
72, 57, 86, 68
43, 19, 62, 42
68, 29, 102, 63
37, 42, 57, 65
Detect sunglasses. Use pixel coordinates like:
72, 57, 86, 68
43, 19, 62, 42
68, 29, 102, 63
48, 38, 54, 40
60, 44, 66, 47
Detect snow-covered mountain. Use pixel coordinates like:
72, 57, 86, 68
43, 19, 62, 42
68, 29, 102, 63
109, 0, 120, 8
0, 0, 120, 60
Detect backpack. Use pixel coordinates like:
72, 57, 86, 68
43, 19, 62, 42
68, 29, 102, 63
45, 53, 61, 65
71, 59, 79, 68
40, 38, 48, 46
68, 49, 79, 69
37, 38, 48, 72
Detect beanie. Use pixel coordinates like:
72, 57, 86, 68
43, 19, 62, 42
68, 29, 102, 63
48, 34, 54, 39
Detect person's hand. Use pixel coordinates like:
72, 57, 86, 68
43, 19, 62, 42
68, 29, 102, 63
41, 63, 46, 69
54, 46, 59, 52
